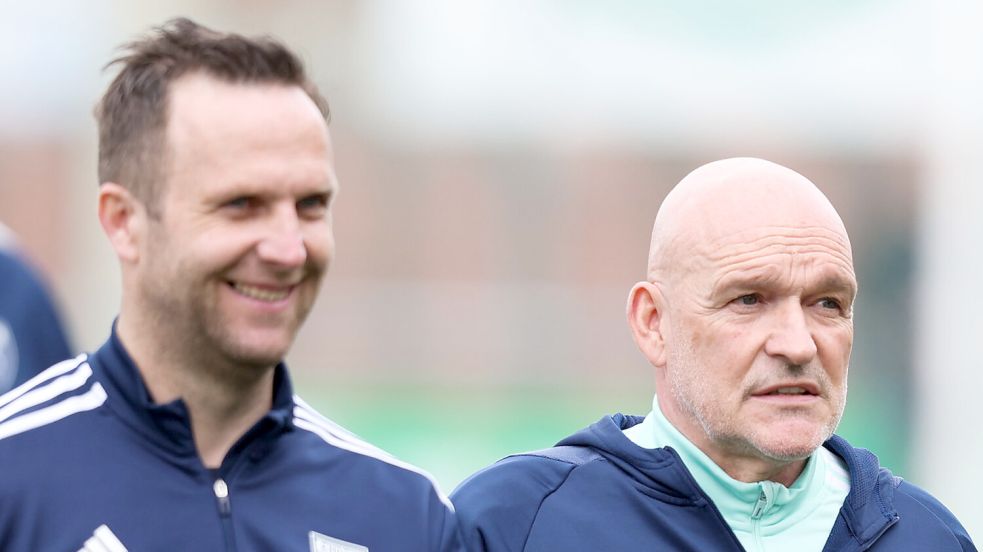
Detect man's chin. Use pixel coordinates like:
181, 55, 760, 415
220, 336, 293, 369
200, 315, 299, 369
751, 428, 829, 462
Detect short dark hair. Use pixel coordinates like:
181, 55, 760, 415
95, 17, 329, 214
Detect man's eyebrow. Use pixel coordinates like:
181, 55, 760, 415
710, 268, 784, 296
814, 273, 859, 298
710, 267, 858, 297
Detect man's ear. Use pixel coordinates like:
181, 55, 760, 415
627, 281, 668, 368
98, 183, 145, 263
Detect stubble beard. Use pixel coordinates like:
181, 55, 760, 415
142, 269, 311, 378
666, 334, 847, 464
196, 285, 316, 373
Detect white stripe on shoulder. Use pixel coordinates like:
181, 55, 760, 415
0, 362, 94, 423
294, 395, 372, 446
293, 408, 391, 461
0, 354, 88, 409
294, 396, 387, 452
291, 398, 454, 510
0, 382, 107, 441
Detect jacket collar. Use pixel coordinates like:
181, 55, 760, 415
88, 323, 296, 467
558, 415, 899, 547
822, 435, 900, 548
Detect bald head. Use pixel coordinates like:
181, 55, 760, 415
648, 158, 852, 284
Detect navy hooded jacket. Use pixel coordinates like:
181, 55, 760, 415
0, 328, 462, 551
452, 414, 975, 551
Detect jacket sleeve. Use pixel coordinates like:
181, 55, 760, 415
451, 455, 576, 552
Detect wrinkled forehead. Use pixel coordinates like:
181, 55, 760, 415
691, 224, 857, 286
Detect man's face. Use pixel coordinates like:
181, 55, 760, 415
658, 184, 857, 465
137, 73, 337, 369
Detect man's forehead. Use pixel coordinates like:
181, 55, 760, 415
703, 239, 857, 287
675, 222, 855, 282
700, 224, 853, 259
165, 73, 327, 142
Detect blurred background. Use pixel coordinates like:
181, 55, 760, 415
0, 0, 979, 537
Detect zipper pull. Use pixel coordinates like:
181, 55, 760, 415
214, 478, 231, 517
751, 490, 767, 519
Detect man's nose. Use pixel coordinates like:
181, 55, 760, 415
764, 301, 818, 366
256, 208, 307, 268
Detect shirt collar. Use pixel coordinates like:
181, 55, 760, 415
625, 394, 829, 531
90, 322, 296, 462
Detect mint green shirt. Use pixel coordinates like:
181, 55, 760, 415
623, 395, 851, 551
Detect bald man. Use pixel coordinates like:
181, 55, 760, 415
451, 159, 976, 551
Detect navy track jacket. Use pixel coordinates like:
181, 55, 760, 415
0, 328, 462, 551
452, 414, 976, 552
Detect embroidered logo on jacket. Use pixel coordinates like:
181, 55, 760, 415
77, 524, 129, 552
309, 531, 369, 552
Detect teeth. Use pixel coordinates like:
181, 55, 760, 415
773, 387, 806, 395
233, 283, 289, 302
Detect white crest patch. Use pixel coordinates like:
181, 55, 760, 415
0, 319, 18, 392
309, 531, 369, 552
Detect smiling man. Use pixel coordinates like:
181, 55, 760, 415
0, 19, 460, 552
451, 158, 976, 551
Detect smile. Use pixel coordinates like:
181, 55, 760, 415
229, 282, 292, 302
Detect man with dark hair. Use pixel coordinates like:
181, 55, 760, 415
0, 18, 461, 551
0, 223, 73, 393
451, 158, 976, 551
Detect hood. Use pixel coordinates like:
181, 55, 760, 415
555, 413, 710, 505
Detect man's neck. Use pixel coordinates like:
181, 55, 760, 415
657, 395, 806, 487
704, 446, 807, 487
116, 312, 276, 469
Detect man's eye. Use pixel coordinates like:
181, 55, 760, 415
735, 294, 759, 306
224, 197, 254, 210
297, 194, 329, 216
819, 297, 841, 310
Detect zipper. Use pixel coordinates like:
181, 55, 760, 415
210, 431, 271, 551
214, 478, 231, 516
750, 487, 771, 550
214, 477, 237, 551
751, 490, 768, 519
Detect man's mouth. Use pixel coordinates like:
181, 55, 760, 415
770, 387, 809, 395
229, 282, 292, 302
752, 383, 820, 397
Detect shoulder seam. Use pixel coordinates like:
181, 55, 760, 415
512, 447, 605, 467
